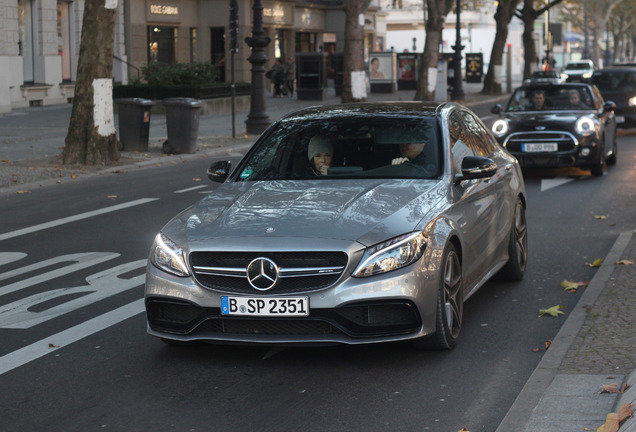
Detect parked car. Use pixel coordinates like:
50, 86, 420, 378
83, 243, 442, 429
591, 67, 636, 128
491, 83, 617, 176
563, 60, 595, 83
145, 102, 528, 350
523, 70, 566, 85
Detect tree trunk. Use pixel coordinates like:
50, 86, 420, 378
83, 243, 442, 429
482, 0, 521, 95
520, 0, 538, 80
341, 0, 371, 103
414, 0, 447, 101
62, 0, 119, 165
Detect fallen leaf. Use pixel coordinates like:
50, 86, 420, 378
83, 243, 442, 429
15, 190, 31, 194
107, 195, 118, 199
457, 429, 469, 432
192, 178, 201, 182
112, 170, 127, 174
597, 413, 619, 432
600, 383, 626, 393
532, 348, 540, 352
561, 280, 589, 293
593, 215, 608, 220
614, 259, 634, 265
545, 340, 552, 350
618, 402, 634, 422
70, 174, 77, 179
1, 159, 9, 163
586, 258, 603, 267
539, 305, 564, 317
48, 343, 60, 349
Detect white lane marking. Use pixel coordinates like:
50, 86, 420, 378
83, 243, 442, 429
0, 252, 27, 266
175, 185, 207, 194
0, 252, 119, 295
0, 198, 158, 241
0, 299, 144, 376
0, 259, 146, 329
480, 115, 496, 123
541, 178, 574, 192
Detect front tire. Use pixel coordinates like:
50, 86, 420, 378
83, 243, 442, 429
416, 243, 463, 350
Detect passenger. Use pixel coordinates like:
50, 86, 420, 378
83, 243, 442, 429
568, 90, 589, 109
392, 143, 426, 165
527, 89, 548, 110
307, 135, 333, 176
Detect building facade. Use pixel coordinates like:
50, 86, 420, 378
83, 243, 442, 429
0, 0, 386, 113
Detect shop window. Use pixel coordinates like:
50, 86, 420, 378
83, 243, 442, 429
274, 29, 287, 60
57, 1, 72, 82
210, 27, 225, 82
18, 0, 35, 83
148, 26, 177, 64
295, 32, 317, 53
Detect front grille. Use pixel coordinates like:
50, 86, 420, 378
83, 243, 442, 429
146, 298, 421, 339
505, 131, 577, 153
189, 251, 348, 294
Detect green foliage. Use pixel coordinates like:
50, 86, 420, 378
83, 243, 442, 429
141, 61, 219, 86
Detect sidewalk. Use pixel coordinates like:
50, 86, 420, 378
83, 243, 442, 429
0, 79, 635, 431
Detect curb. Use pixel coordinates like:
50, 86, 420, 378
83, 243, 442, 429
495, 229, 635, 432
616, 370, 636, 431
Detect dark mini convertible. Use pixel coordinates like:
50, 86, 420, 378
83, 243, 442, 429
491, 83, 617, 176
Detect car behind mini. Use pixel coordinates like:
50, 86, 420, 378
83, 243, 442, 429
145, 102, 527, 350
591, 67, 636, 128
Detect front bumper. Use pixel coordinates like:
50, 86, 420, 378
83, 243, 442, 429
144, 259, 440, 345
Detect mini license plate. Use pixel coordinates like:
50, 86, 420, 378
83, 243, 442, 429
616, 115, 625, 124
221, 296, 309, 317
522, 143, 558, 152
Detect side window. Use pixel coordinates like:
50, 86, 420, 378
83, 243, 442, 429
449, 112, 475, 172
460, 111, 491, 156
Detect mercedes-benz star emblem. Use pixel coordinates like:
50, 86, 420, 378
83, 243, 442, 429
246, 257, 279, 291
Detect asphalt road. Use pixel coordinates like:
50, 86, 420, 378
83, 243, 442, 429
1, 112, 635, 431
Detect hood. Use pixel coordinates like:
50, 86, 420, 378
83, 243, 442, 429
162, 179, 446, 247
503, 111, 583, 131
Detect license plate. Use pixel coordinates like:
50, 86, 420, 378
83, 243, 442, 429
522, 143, 558, 152
221, 296, 309, 316
616, 116, 625, 123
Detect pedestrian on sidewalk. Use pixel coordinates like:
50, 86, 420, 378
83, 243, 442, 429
284, 56, 296, 97
268, 58, 286, 97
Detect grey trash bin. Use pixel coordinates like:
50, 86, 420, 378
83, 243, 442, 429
162, 97, 204, 154
115, 98, 154, 152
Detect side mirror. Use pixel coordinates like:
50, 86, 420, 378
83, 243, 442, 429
454, 156, 497, 185
207, 161, 232, 183
603, 101, 616, 112
491, 104, 502, 115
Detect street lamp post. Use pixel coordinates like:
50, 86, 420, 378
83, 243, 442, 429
450, 0, 464, 101
244, 0, 271, 135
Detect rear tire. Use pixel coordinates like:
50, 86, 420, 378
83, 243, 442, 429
496, 198, 528, 281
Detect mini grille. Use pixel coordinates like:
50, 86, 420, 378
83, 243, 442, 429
505, 131, 577, 153
189, 251, 348, 294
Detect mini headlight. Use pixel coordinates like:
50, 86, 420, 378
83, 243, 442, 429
575, 117, 595, 136
352, 232, 427, 278
629, 96, 636, 107
492, 119, 509, 137
150, 233, 190, 277
582, 72, 592, 79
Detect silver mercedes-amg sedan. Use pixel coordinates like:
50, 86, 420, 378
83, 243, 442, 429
145, 102, 527, 350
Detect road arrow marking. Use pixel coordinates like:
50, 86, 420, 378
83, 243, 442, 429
541, 178, 574, 192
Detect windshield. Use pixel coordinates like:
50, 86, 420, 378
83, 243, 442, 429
506, 86, 595, 112
566, 62, 592, 70
234, 117, 441, 181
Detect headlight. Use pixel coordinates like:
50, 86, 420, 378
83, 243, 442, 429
575, 117, 595, 136
352, 232, 427, 278
562, 73, 569, 79
582, 72, 592, 79
150, 233, 190, 277
629, 96, 636, 107
492, 119, 509, 137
